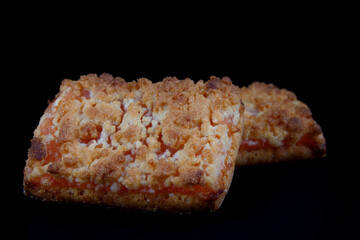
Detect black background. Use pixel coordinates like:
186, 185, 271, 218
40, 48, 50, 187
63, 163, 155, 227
9, 11, 357, 240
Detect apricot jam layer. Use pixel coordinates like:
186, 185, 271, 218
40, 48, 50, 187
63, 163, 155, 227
31, 173, 213, 197
239, 138, 272, 151
240, 134, 325, 158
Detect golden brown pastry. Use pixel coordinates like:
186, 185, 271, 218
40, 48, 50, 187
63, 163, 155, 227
236, 82, 326, 166
23, 74, 244, 212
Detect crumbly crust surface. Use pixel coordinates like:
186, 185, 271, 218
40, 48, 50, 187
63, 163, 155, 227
24, 74, 244, 212
237, 82, 326, 166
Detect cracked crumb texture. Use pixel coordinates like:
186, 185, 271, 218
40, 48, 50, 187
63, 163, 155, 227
23, 73, 244, 212
237, 82, 326, 166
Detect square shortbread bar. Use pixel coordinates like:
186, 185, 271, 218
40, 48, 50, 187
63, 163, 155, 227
24, 74, 244, 212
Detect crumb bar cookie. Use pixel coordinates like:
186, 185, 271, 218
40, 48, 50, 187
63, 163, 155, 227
24, 74, 244, 212
237, 82, 326, 166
